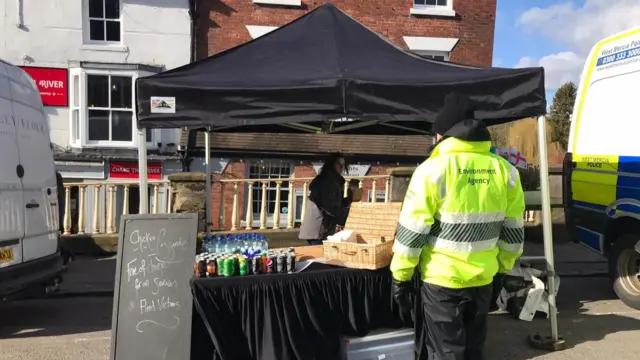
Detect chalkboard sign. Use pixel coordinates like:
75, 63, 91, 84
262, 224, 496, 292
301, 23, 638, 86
110, 213, 198, 360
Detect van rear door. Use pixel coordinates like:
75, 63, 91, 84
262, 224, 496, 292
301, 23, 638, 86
9, 66, 59, 262
0, 62, 25, 269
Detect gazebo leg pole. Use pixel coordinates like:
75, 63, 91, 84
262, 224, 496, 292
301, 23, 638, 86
205, 131, 212, 235
528, 115, 566, 351
137, 129, 149, 214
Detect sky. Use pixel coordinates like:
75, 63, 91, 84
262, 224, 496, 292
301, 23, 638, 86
493, 0, 640, 103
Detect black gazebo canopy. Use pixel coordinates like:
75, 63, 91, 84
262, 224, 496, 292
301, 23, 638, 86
136, 3, 546, 135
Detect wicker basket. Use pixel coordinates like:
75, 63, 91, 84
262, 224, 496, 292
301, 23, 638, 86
323, 202, 401, 270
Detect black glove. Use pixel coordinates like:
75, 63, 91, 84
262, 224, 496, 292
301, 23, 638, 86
392, 278, 414, 313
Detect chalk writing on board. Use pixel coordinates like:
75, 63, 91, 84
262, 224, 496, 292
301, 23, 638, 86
139, 297, 181, 313
129, 228, 188, 264
152, 278, 178, 295
124, 227, 185, 330
136, 316, 180, 333
111, 213, 197, 360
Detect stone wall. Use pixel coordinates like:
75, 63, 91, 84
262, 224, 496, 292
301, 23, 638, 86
168, 172, 207, 232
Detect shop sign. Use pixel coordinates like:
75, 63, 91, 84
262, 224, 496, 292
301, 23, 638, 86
55, 161, 105, 179
19, 67, 68, 107
109, 161, 162, 180
311, 162, 371, 177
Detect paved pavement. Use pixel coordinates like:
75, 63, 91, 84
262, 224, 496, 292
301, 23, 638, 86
1, 277, 638, 359
486, 276, 640, 360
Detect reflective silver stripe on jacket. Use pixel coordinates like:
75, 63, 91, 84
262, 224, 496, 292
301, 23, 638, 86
499, 217, 525, 253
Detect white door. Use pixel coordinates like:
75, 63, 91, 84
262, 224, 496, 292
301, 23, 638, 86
0, 64, 25, 268
11, 84, 59, 262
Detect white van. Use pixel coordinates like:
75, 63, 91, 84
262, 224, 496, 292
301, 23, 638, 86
0, 59, 64, 298
564, 27, 640, 310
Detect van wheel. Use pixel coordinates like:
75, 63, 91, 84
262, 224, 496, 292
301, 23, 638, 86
609, 234, 640, 310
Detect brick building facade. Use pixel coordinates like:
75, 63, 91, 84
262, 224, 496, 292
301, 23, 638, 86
185, 132, 432, 230
196, 0, 497, 66
209, 159, 411, 230
189, 0, 497, 230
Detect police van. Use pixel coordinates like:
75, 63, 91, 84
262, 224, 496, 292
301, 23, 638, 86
0, 59, 64, 298
564, 27, 640, 310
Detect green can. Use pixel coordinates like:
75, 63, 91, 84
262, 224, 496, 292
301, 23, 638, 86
239, 257, 248, 276
216, 257, 225, 276
232, 256, 240, 276
224, 257, 234, 277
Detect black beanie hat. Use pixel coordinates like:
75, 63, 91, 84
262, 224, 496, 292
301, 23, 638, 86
432, 93, 474, 136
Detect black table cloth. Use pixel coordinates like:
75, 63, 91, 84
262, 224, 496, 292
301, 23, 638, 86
190, 263, 418, 360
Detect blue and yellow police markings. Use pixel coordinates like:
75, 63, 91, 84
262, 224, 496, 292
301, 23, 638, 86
615, 156, 640, 214
572, 155, 618, 209
571, 154, 640, 215
618, 155, 640, 174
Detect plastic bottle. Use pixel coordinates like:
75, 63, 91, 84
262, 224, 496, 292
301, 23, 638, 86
216, 235, 225, 254
242, 233, 251, 256
205, 235, 215, 253
252, 233, 260, 252
208, 235, 215, 253
202, 235, 211, 253
260, 234, 269, 251
200, 237, 208, 254
225, 234, 233, 254
234, 234, 243, 254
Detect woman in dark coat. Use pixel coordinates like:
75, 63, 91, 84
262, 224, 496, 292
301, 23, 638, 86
299, 153, 356, 245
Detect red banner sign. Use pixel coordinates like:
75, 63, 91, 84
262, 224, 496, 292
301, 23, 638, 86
109, 162, 162, 180
19, 67, 69, 107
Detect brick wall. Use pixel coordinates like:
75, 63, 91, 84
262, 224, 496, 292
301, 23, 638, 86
210, 158, 418, 230
197, 0, 496, 66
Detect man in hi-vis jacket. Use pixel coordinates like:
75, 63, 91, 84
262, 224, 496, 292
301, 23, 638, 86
390, 94, 525, 360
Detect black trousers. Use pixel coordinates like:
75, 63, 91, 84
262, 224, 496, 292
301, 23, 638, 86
421, 282, 493, 360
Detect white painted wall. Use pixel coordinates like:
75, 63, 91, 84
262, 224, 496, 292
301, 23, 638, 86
0, 0, 191, 149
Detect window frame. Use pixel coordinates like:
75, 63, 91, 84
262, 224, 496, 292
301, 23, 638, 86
413, 50, 450, 61
69, 68, 156, 149
413, 0, 450, 7
83, 0, 123, 46
411, 0, 456, 17
244, 160, 294, 227
253, 0, 302, 6
367, 190, 386, 203
293, 188, 309, 224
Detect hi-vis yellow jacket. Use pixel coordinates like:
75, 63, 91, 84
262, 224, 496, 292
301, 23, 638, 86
390, 137, 526, 289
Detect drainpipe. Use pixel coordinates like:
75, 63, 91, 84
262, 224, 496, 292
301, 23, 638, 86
16, 0, 23, 28
188, 0, 199, 64
182, 0, 200, 172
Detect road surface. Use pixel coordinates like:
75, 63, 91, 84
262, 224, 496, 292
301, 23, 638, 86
0, 296, 111, 360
